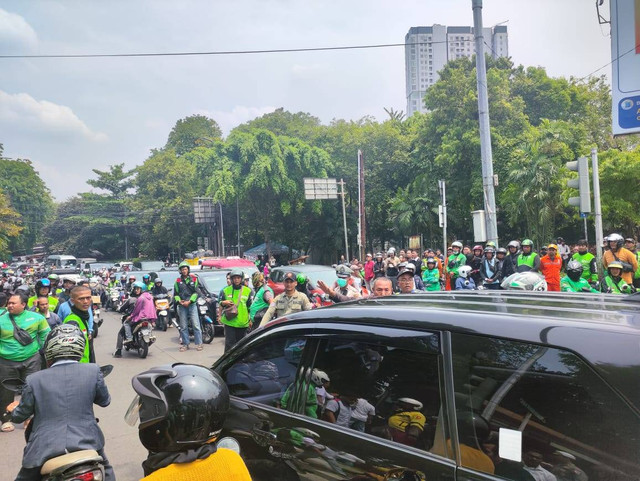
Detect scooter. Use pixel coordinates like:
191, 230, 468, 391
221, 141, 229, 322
120, 315, 156, 359
91, 295, 103, 338
107, 287, 121, 311
171, 298, 215, 344
1, 365, 113, 481
153, 294, 171, 332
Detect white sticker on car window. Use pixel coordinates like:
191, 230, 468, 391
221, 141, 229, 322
498, 427, 522, 462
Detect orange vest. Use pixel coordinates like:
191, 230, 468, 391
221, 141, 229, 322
540, 254, 563, 290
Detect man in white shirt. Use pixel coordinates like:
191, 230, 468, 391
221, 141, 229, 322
523, 450, 557, 481
349, 398, 375, 432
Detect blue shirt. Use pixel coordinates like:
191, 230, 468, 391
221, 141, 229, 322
57, 300, 93, 332
455, 277, 476, 290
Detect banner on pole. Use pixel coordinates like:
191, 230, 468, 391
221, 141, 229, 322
611, 0, 640, 136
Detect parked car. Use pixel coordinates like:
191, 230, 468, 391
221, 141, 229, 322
211, 290, 640, 481
267, 264, 337, 297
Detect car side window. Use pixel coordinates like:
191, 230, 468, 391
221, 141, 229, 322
308, 334, 449, 455
221, 335, 308, 407
451, 333, 640, 480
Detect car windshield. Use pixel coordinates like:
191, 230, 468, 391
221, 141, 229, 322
299, 269, 337, 289
198, 272, 231, 295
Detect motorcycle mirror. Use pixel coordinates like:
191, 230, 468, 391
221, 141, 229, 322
1, 378, 24, 393
216, 436, 241, 454
100, 365, 114, 377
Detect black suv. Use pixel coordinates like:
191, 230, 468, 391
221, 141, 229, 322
212, 291, 640, 481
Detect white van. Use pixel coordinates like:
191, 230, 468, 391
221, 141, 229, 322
46, 255, 78, 270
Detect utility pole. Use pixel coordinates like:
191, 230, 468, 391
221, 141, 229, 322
339, 179, 350, 261
439, 180, 447, 260
591, 148, 604, 270
236, 196, 241, 257
472, 0, 499, 246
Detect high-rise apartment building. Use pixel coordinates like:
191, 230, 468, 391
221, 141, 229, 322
405, 24, 508, 116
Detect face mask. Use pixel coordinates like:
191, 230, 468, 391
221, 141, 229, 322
337, 278, 347, 288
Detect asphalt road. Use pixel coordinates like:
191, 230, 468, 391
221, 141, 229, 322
2, 309, 226, 480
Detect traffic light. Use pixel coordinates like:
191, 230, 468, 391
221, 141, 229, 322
566, 156, 591, 213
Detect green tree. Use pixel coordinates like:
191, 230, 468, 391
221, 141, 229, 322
0, 187, 23, 258
87, 163, 135, 197
165, 115, 222, 156
231, 108, 321, 143
0, 154, 54, 254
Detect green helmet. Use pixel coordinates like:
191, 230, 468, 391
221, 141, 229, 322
48, 273, 60, 281
296, 273, 307, 284
178, 261, 190, 270
521, 239, 534, 247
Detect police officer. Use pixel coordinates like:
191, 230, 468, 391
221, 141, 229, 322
259, 272, 311, 327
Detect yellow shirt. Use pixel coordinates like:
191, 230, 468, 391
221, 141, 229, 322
388, 411, 426, 433
141, 449, 252, 481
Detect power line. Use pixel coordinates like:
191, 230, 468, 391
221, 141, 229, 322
0, 40, 471, 60
577, 42, 640, 81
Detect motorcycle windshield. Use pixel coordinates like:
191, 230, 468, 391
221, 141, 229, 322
124, 394, 141, 426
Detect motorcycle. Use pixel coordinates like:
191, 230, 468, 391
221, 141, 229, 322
154, 294, 171, 332
106, 287, 121, 311
120, 315, 156, 358
1, 365, 113, 481
91, 295, 103, 338
171, 298, 214, 344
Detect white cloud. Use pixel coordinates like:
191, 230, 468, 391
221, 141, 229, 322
0, 90, 108, 142
0, 8, 37, 52
198, 106, 277, 135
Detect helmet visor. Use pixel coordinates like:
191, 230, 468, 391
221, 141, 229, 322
125, 394, 141, 427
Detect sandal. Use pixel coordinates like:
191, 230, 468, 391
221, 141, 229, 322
1, 422, 14, 432
196, 345, 203, 351
179, 345, 188, 352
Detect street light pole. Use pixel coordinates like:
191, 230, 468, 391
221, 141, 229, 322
339, 179, 349, 261
472, 0, 499, 246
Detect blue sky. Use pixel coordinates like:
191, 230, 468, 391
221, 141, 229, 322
0, 0, 613, 200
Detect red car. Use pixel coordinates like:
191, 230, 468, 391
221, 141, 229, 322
267, 265, 338, 304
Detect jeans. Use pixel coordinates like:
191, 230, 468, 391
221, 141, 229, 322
0, 353, 41, 412
178, 303, 202, 347
15, 447, 114, 481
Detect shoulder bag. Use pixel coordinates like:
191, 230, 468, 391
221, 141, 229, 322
9, 314, 35, 346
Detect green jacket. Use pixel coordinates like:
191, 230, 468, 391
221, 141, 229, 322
447, 253, 467, 278
249, 285, 273, 320
27, 295, 59, 312
421, 268, 441, 291
0, 310, 50, 361
560, 276, 598, 293
173, 274, 199, 303
571, 252, 598, 282
63, 312, 90, 363
634, 251, 640, 280
220, 285, 252, 328
601, 276, 633, 294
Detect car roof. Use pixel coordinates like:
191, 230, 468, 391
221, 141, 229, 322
272, 264, 335, 272
284, 291, 640, 330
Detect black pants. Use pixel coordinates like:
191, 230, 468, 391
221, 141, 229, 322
0, 353, 41, 412
15, 447, 115, 481
224, 325, 248, 353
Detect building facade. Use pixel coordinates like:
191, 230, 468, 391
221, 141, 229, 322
405, 25, 508, 116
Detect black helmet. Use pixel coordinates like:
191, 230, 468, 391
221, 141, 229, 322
127, 363, 229, 452
44, 324, 86, 364
566, 260, 584, 282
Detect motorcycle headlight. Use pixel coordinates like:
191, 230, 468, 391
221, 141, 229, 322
197, 298, 206, 306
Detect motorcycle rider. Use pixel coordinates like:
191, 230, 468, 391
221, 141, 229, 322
125, 274, 137, 293
373, 252, 386, 279
422, 257, 441, 291
126, 363, 251, 480
47, 274, 62, 296
603, 233, 638, 285
4, 324, 114, 481
480, 247, 501, 289
123, 281, 157, 345
150, 278, 168, 297
571, 239, 598, 286
502, 240, 520, 279
447, 241, 467, 285
249, 272, 273, 327
295, 273, 314, 301
113, 282, 143, 358
455, 265, 476, 290
384, 248, 401, 290
517, 239, 540, 272
142, 274, 153, 292
624, 237, 640, 289
27, 278, 59, 312
600, 261, 634, 294
62, 286, 94, 363
561, 260, 599, 293
467, 245, 484, 287
174, 261, 203, 352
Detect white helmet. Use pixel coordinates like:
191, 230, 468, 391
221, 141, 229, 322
397, 397, 423, 410
451, 241, 463, 249
387, 247, 396, 255
311, 369, 330, 386
458, 265, 472, 278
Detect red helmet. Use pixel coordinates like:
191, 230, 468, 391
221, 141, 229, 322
473, 245, 483, 253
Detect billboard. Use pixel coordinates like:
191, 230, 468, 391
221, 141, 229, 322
303, 178, 338, 199
611, 0, 640, 136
